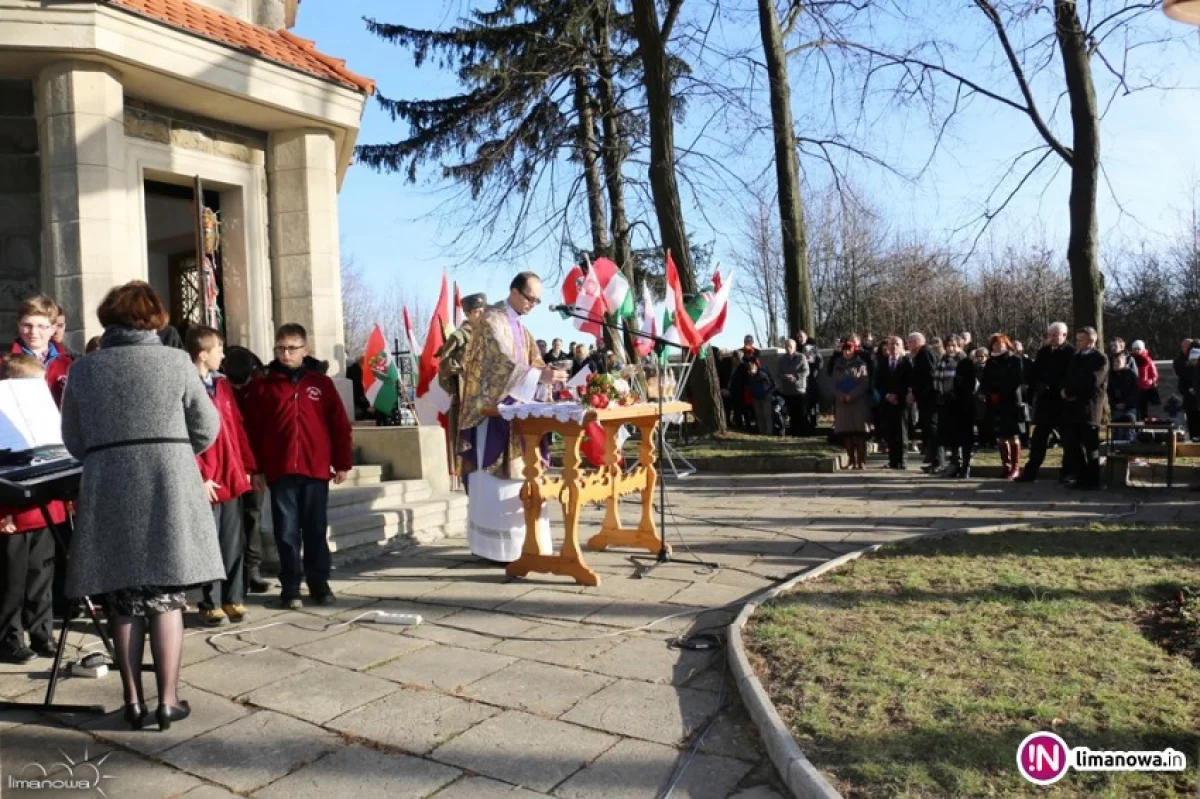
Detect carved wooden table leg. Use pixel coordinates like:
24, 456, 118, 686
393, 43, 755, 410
506, 421, 599, 586
587, 416, 669, 555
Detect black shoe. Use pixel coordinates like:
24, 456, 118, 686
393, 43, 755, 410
1013, 471, 1037, 483
123, 703, 148, 730
156, 700, 191, 731
1070, 481, 1100, 491
274, 594, 302, 610
0, 645, 36, 665
29, 639, 58, 658
955, 467, 971, 479
310, 593, 336, 607
246, 571, 272, 594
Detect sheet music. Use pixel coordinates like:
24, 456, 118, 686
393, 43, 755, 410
0, 379, 63, 452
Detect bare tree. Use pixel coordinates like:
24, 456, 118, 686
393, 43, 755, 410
828, 0, 1193, 340
340, 252, 432, 360
735, 190, 786, 345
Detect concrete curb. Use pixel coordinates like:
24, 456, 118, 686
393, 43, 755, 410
724, 511, 1140, 799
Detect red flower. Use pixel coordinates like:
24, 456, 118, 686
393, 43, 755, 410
590, 393, 604, 408
595, 393, 610, 409
577, 386, 587, 398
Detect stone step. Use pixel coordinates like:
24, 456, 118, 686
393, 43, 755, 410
327, 480, 432, 513
327, 496, 469, 560
342, 464, 383, 485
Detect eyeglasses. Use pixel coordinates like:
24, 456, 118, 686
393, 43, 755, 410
519, 289, 541, 306
19, 323, 52, 333
274, 345, 306, 354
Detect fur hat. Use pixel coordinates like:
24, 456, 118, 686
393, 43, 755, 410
462, 293, 488, 312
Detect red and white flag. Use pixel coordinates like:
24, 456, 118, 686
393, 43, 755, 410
415, 274, 453, 427
560, 263, 607, 341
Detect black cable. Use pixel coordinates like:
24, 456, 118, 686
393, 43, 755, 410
658, 632, 730, 799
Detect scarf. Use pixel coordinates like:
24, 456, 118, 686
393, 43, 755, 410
935, 353, 962, 394
100, 326, 163, 348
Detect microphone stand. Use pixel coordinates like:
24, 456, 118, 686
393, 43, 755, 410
553, 306, 717, 577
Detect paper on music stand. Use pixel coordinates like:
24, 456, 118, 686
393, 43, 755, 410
0, 379, 63, 452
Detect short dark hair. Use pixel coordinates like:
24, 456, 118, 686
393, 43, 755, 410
97, 281, 169, 331
275, 323, 308, 343
510, 272, 539, 292
186, 325, 224, 360
84, 336, 101, 354
222, 345, 264, 384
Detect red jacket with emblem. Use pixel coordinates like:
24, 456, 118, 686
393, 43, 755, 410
197, 374, 258, 504
244, 358, 353, 484
9, 341, 72, 407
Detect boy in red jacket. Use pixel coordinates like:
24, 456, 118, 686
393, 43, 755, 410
188, 327, 258, 626
12, 295, 72, 407
0, 354, 68, 664
246, 324, 352, 609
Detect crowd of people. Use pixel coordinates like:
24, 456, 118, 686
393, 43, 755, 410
710, 324, 1178, 489
0, 283, 351, 736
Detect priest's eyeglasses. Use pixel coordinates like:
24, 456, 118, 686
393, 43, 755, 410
519, 290, 541, 306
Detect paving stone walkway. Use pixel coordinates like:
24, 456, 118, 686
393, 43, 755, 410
0, 471, 1181, 798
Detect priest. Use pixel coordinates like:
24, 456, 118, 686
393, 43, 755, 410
458, 273, 567, 562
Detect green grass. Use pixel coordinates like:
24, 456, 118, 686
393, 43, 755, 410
676, 430, 838, 460
744, 524, 1200, 798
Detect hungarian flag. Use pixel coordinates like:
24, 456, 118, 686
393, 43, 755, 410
362, 324, 399, 417
694, 267, 733, 345
560, 263, 607, 340
453, 282, 464, 328
661, 250, 703, 355
590, 257, 635, 320
634, 281, 657, 357
415, 274, 454, 427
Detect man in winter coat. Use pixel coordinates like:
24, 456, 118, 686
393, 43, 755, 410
189, 327, 258, 626
777, 338, 810, 436
907, 332, 938, 469
875, 336, 914, 469
245, 324, 353, 609
1063, 327, 1109, 490
1017, 322, 1076, 483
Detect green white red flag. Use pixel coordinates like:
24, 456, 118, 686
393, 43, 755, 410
362, 324, 399, 418
694, 266, 732, 344
661, 250, 703, 355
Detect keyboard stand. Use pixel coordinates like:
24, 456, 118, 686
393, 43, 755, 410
0, 505, 110, 716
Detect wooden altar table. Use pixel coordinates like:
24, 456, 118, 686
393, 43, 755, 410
494, 401, 691, 586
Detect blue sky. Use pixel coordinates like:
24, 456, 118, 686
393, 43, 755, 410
295, 1, 1200, 351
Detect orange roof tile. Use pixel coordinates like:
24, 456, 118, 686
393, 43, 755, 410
106, 0, 375, 94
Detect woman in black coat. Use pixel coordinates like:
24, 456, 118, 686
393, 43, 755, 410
979, 333, 1025, 480
934, 336, 977, 478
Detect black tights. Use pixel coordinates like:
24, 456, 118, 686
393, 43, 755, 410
111, 609, 184, 708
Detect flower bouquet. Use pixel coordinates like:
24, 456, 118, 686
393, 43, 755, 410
578, 372, 640, 410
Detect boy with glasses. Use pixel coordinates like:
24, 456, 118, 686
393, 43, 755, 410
244, 324, 352, 608
12, 295, 73, 407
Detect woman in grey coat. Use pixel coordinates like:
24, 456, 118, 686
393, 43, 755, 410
61, 281, 222, 731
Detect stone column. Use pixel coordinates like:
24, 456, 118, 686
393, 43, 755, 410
266, 129, 351, 412
36, 62, 128, 351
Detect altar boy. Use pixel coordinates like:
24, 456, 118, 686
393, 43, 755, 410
0, 354, 67, 663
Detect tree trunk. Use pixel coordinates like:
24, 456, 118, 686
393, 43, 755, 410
757, 0, 814, 339
1055, 0, 1103, 339
631, 0, 726, 433
573, 67, 609, 258
593, 2, 633, 280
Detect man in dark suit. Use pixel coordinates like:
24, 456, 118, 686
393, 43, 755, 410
907, 332, 938, 471
1063, 326, 1109, 490
1017, 322, 1076, 482
875, 335, 913, 468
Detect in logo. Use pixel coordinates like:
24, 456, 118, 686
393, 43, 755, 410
1017, 731, 1069, 786
306, 386, 322, 401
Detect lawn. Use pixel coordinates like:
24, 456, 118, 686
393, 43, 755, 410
675, 430, 838, 460
744, 524, 1200, 798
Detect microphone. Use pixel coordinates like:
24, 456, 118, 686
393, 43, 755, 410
549, 304, 576, 313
